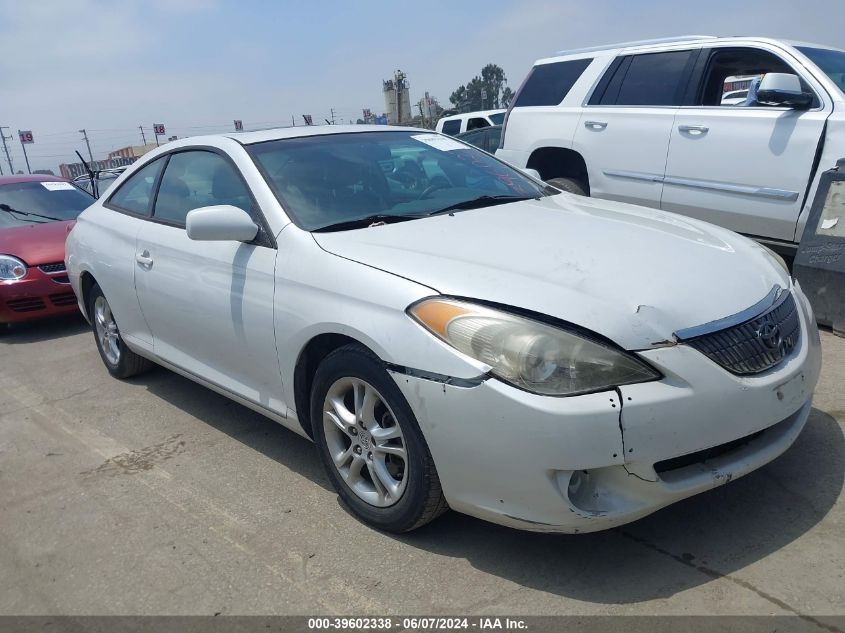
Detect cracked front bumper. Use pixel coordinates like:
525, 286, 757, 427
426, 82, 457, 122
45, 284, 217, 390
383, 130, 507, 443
390, 284, 821, 533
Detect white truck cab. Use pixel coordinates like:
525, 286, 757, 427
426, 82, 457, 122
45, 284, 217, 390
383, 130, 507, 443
436, 109, 506, 136
497, 35, 845, 254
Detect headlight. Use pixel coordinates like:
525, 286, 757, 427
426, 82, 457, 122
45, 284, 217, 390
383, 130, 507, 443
0, 255, 27, 280
408, 298, 660, 396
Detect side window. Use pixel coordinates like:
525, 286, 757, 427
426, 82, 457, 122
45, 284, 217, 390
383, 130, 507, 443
513, 58, 593, 107
153, 151, 252, 226
697, 47, 816, 107
107, 157, 165, 216
440, 119, 461, 136
487, 126, 502, 152
457, 130, 485, 150
466, 117, 490, 131
601, 50, 693, 106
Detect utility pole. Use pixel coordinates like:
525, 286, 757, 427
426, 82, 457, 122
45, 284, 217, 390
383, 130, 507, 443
139, 125, 147, 144
17, 131, 31, 174
79, 129, 94, 163
330, 108, 337, 125
0, 127, 14, 174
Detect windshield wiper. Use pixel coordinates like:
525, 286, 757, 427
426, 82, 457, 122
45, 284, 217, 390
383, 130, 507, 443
312, 213, 428, 233
0, 203, 62, 223
427, 194, 537, 216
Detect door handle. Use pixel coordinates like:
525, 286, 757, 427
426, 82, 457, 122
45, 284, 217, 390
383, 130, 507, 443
678, 124, 709, 134
584, 120, 608, 130
135, 250, 154, 268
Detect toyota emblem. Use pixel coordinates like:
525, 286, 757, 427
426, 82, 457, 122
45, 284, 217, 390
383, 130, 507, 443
756, 322, 782, 351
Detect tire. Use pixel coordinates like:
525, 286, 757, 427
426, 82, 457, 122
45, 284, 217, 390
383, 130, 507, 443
88, 283, 153, 379
311, 344, 448, 532
547, 177, 588, 196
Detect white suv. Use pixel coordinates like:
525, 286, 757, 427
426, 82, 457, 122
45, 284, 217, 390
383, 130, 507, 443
497, 36, 845, 255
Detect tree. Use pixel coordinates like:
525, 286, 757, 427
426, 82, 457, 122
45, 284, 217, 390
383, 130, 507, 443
501, 86, 515, 108
449, 63, 511, 112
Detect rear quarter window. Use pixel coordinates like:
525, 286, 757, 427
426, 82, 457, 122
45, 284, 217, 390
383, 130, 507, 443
440, 119, 462, 136
513, 58, 593, 107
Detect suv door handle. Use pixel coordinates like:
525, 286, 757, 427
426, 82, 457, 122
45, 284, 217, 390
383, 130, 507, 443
135, 250, 154, 268
678, 125, 709, 134
584, 120, 607, 130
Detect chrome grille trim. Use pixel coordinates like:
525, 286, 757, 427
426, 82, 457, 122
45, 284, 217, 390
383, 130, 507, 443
678, 290, 801, 375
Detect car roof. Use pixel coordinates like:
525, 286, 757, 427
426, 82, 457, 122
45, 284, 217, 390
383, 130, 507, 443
544, 35, 843, 62
0, 174, 65, 185
455, 125, 502, 137
221, 124, 425, 146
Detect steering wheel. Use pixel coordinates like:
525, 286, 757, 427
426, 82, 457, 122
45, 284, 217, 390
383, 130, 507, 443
415, 177, 451, 200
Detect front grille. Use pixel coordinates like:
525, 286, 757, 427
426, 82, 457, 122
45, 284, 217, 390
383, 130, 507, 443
683, 291, 800, 375
7, 297, 46, 312
38, 262, 66, 273
48, 292, 77, 307
51, 275, 70, 284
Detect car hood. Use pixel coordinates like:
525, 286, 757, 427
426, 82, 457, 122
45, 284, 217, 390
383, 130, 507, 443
0, 220, 75, 266
312, 194, 789, 350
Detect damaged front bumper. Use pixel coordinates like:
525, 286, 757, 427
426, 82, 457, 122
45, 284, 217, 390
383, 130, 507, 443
390, 284, 821, 533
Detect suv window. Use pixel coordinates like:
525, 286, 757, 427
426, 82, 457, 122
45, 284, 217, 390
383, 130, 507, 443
599, 50, 693, 106
153, 150, 251, 226
466, 117, 490, 131
440, 120, 461, 136
108, 157, 166, 216
698, 47, 815, 107
514, 58, 592, 107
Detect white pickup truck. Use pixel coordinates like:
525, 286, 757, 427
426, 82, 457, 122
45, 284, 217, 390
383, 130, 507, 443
497, 36, 845, 256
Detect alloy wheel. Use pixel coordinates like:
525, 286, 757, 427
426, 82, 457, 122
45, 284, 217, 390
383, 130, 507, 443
322, 377, 408, 507
93, 295, 121, 366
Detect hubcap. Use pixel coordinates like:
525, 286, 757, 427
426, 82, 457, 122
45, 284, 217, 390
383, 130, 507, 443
93, 295, 121, 366
322, 377, 408, 507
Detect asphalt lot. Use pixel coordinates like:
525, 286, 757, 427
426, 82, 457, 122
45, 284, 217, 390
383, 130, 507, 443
1, 315, 843, 617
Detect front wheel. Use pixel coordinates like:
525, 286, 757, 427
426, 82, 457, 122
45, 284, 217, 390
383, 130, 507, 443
547, 177, 588, 196
88, 284, 153, 379
311, 344, 448, 532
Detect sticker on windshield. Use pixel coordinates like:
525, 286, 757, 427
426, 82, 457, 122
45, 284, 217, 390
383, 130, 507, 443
411, 134, 466, 151
41, 181, 76, 192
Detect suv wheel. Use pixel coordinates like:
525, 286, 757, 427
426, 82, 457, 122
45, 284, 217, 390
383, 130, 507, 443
547, 177, 588, 196
311, 344, 448, 532
88, 284, 153, 379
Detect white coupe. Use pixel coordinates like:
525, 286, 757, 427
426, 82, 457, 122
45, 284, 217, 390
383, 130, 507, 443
66, 125, 821, 533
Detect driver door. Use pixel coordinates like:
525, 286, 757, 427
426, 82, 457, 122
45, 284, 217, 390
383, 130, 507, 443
662, 46, 831, 242
133, 148, 285, 412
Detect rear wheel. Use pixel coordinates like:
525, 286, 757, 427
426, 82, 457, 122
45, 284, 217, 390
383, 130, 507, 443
88, 284, 153, 379
311, 344, 448, 532
547, 176, 588, 196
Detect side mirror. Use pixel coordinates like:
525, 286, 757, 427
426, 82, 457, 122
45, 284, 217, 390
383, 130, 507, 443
757, 73, 814, 109
185, 205, 258, 242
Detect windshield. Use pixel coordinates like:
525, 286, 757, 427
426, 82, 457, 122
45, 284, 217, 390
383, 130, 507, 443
0, 181, 94, 228
247, 130, 550, 231
488, 112, 506, 125
798, 46, 845, 94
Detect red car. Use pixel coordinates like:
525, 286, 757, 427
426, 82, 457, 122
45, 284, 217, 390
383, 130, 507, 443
0, 175, 94, 326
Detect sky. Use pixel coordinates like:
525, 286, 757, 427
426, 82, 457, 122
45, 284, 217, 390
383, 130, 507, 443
0, 0, 842, 174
